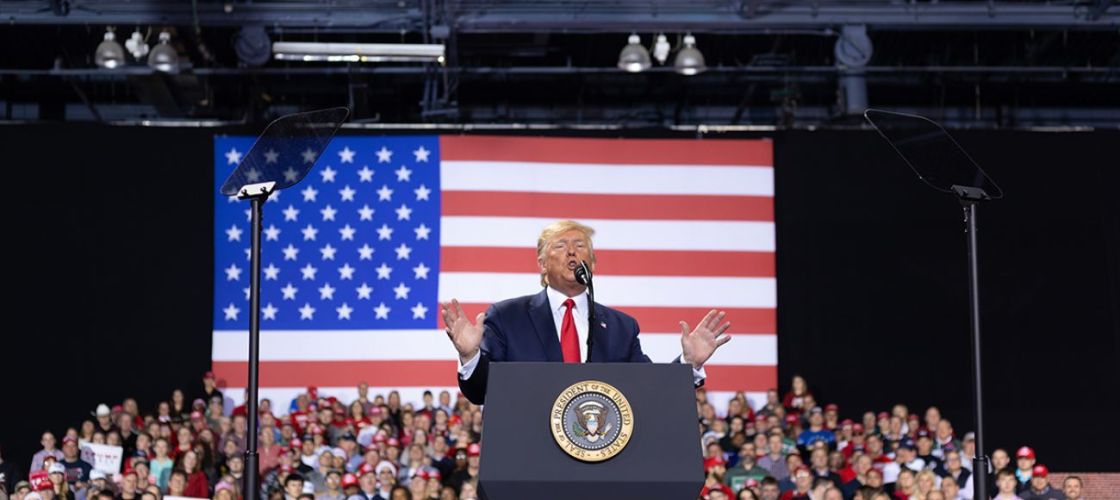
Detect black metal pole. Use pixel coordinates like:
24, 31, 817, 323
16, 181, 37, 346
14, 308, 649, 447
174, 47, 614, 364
964, 201, 988, 500
245, 196, 264, 500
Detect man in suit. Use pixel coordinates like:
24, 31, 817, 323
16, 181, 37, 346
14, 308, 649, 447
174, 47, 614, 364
441, 219, 732, 404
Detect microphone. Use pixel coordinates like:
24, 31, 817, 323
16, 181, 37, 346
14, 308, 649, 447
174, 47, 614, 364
574, 260, 595, 362
574, 260, 592, 286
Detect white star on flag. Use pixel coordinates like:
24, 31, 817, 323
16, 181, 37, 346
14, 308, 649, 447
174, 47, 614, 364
301, 186, 318, 202
339, 224, 357, 241
283, 167, 299, 182
301, 148, 317, 164
226, 225, 243, 242
320, 205, 338, 221
412, 263, 430, 279
338, 146, 356, 163
283, 205, 300, 222
414, 184, 431, 201
282, 244, 300, 261
299, 303, 316, 319
264, 225, 281, 241
319, 283, 336, 300
225, 263, 242, 281
393, 282, 411, 299
395, 204, 412, 221
377, 185, 394, 201
358, 166, 374, 182
395, 243, 412, 260
375, 146, 393, 163
281, 283, 298, 300
300, 264, 318, 280
225, 148, 243, 165
358, 205, 375, 221
338, 263, 356, 280
414, 223, 431, 240
301, 224, 319, 241
356, 283, 373, 299
320, 166, 337, 183
411, 302, 429, 319
223, 303, 240, 320
357, 244, 375, 260
395, 165, 412, 182
374, 302, 391, 319
375, 263, 393, 280
264, 149, 279, 164
263, 263, 280, 280
320, 244, 337, 260
413, 145, 430, 162
376, 224, 393, 241
337, 302, 354, 319
245, 168, 262, 183
339, 185, 356, 202
262, 303, 279, 320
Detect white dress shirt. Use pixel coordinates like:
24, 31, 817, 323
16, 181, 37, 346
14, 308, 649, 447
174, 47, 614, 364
459, 287, 706, 384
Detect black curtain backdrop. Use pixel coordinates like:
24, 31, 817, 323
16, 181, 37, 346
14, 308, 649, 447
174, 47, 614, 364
2, 124, 1117, 475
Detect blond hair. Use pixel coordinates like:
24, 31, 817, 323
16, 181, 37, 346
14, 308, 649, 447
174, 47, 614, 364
536, 220, 596, 287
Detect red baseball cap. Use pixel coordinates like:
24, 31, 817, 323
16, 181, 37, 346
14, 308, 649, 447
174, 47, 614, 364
852, 423, 865, 434
785, 414, 799, 424
1032, 464, 1049, 477
467, 443, 481, 457
203, 371, 215, 379
703, 456, 726, 471
825, 404, 839, 413
386, 437, 400, 448
1016, 446, 1036, 460
877, 412, 889, 420
840, 419, 853, 427
358, 463, 376, 477
427, 470, 441, 481
341, 473, 359, 488
190, 411, 204, 420
744, 478, 760, 488
62, 436, 78, 445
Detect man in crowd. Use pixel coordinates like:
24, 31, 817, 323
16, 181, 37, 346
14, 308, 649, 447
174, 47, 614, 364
758, 434, 790, 481
1014, 447, 1036, 490
806, 447, 842, 487
58, 437, 91, 485
283, 473, 306, 500
939, 450, 973, 500
1020, 465, 1063, 500
993, 468, 1024, 500
841, 454, 873, 498
723, 443, 769, 492
30, 433, 63, 473
796, 408, 836, 452
442, 220, 731, 404
1061, 476, 1083, 500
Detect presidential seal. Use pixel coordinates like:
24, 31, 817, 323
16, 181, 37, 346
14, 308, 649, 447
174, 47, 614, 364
550, 380, 634, 462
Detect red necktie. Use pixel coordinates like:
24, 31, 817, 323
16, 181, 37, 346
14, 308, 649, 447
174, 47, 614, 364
560, 298, 580, 363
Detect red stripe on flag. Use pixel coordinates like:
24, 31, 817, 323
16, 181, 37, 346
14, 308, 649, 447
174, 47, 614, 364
446, 304, 776, 334
703, 365, 778, 392
212, 360, 459, 388
442, 191, 773, 221
441, 248, 775, 278
440, 136, 773, 166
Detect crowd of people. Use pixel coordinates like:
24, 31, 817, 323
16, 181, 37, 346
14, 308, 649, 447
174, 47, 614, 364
0, 373, 1089, 500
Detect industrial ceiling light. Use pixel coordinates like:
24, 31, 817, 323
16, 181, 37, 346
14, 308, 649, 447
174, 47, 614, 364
125, 30, 149, 61
617, 33, 651, 72
94, 28, 126, 69
674, 33, 706, 76
235, 26, 272, 67
652, 33, 671, 65
148, 31, 179, 72
272, 42, 445, 63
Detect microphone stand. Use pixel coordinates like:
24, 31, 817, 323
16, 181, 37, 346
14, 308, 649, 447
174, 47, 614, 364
577, 261, 595, 362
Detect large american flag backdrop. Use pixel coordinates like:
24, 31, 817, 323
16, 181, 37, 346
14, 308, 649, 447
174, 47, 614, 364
212, 135, 776, 409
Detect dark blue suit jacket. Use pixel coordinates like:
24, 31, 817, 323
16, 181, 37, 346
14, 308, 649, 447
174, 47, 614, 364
457, 288, 652, 404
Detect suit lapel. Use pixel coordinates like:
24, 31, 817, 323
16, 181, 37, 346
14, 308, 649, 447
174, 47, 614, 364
529, 289, 563, 361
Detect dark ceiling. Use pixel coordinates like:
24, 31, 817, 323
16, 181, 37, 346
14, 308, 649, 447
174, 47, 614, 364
1, 0, 1117, 127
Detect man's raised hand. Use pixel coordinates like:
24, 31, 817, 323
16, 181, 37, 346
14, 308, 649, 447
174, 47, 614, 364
440, 298, 486, 364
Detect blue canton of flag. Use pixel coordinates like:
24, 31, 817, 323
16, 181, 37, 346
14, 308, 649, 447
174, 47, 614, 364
213, 136, 440, 330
